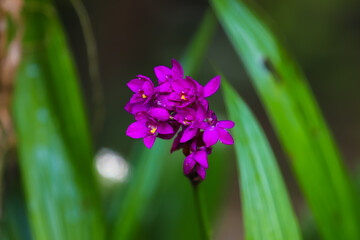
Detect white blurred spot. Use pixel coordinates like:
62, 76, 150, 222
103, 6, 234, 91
95, 148, 129, 182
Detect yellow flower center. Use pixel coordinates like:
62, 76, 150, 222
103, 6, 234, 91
142, 94, 147, 98
181, 94, 188, 100
150, 126, 157, 134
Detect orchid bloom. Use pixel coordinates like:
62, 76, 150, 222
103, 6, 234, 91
125, 59, 234, 183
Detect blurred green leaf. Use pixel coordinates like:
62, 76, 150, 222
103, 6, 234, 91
12, 1, 105, 239
222, 77, 302, 240
211, 0, 360, 239
109, 9, 219, 240
110, 140, 171, 240
181, 9, 217, 76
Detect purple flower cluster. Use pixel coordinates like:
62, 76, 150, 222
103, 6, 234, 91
125, 59, 234, 182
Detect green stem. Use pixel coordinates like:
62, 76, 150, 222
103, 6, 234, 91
192, 185, 211, 240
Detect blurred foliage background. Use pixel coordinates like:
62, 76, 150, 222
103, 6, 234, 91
1, 0, 360, 239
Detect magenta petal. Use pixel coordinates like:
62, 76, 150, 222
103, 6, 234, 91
218, 128, 234, 145
180, 127, 198, 143
171, 80, 184, 93
193, 151, 208, 169
217, 120, 235, 129
190, 139, 197, 152
132, 103, 150, 114
180, 98, 195, 108
126, 121, 148, 138
168, 92, 180, 101
197, 105, 207, 120
171, 130, 183, 153
157, 122, 174, 134
143, 135, 156, 149
154, 66, 171, 84
204, 75, 221, 98
203, 126, 219, 147
171, 59, 183, 79
127, 78, 146, 93
196, 165, 206, 180
159, 82, 172, 93
183, 156, 196, 175
201, 98, 209, 111
130, 94, 144, 103
143, 81, 154, 95
148, 108, 170, 121
183, 77, 196, 89
124, 102, 133, 113
198, 121, 209, 129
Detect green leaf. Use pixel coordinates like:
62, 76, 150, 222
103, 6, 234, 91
211, 0, 360, 239
12, 1, 105, 239
181, 8, 217, 76
110, 140, 171, 240
222, 77, 302, 240
109, 9, 218, 240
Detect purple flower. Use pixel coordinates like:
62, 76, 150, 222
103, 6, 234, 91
154, 94, 180, 110
203, 119, 235, 147
126, 118, 173, 149
154, 59, 183, 84
167, 78, 197, 107
174, 104, 207, 143
204, 75, 221, 98
183, 150, 208, 180
127, 75, 155, 103
125, 59, 234, 183
148, 108, 171, 121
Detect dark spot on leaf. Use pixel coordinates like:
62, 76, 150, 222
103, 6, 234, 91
263, 57, 282, 83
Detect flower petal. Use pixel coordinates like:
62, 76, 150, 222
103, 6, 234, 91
180, 127, 198, 143
148, 108, 170, 121
143, 135, 156, 149
154, 65, 171, 84
126, 121, 148, 138
183, 77, 197, 89
217, 120, 235, 129
203, 126, 219, 147
196, 104, 207, 120
193, 151, 208, 169
130, 94, 144, 103
204, 75, 221, 98
158, 124, 179, 140
196, 165, 206, 180
171, 130, 183, 153
143, 81, 154, 96
157, 122, 174, 134
137, 74, 151, 81
124, 102, 133, 113
198, 121, 209, 129
159, 82, 172, 93
171, 59, 183, 79
218, 128, 234, 145
183, 156, 196, 175
168, 92, 181, 101
171, 80, 184, 93
133, 105, 151, 116
127, 78, 146, 93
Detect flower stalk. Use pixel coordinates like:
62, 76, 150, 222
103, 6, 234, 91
193, 184, 211, 240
